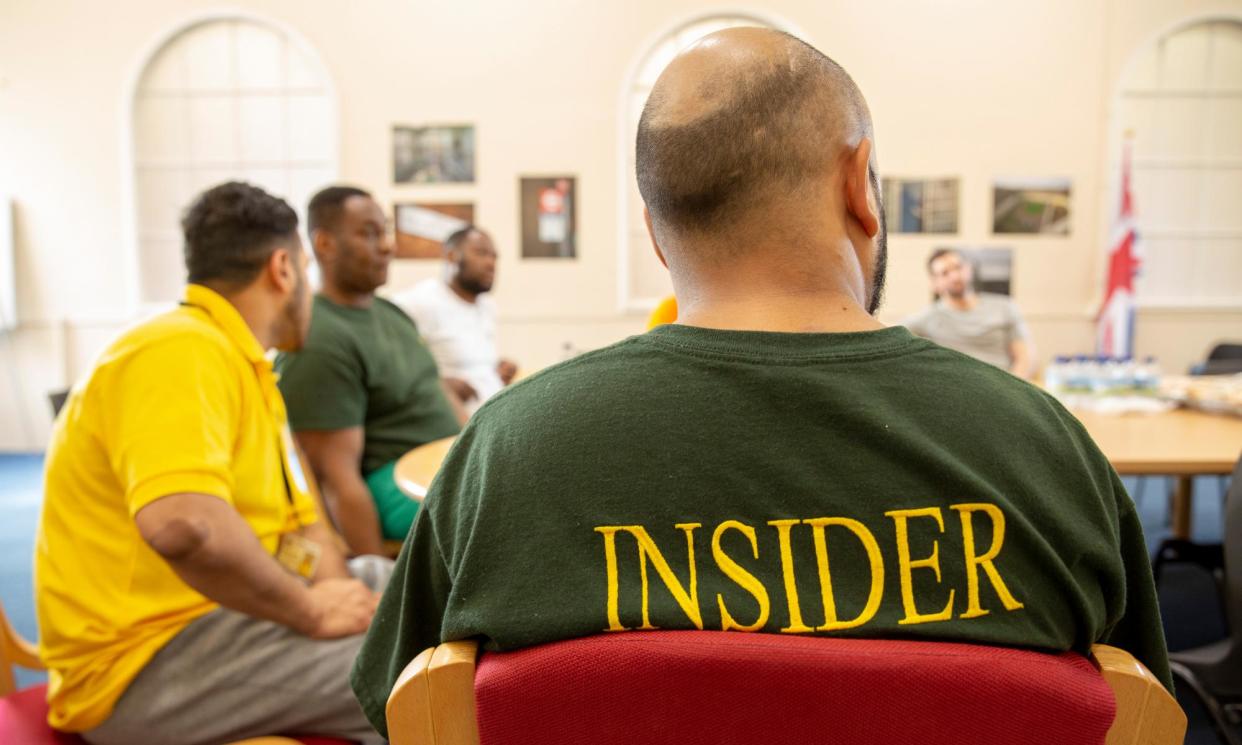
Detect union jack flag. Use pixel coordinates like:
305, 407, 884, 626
1097, 141, 1141, 358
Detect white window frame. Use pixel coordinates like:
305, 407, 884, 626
1104, 12, 1242, 311
120, 11, 340, 315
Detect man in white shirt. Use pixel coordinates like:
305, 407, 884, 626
393, 226, 517, 413
903, 248, 1034, 379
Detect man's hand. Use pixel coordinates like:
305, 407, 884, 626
497, 359, 519, 386
300, 577, 380, 638
443, 376, 478, 403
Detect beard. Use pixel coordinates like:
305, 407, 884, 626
275, 268, 309, 352
866, 168, 888, 315
456, 267, 493, 296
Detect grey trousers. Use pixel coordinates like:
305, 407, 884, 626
83, 555, 394, 745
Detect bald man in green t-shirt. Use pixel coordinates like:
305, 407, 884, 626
351, 30, 1170, 739
277, 186, 462, 556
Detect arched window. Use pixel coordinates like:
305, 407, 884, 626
1113, 17, 1242, 307
618, 14, 787, 312
131, 17, 337, 304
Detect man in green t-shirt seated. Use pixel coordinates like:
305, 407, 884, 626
277, 186, 462, 556
351, 29, 1171, 739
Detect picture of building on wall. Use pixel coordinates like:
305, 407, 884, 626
394, 203, 474, 259
520, 177, 576, 259
393, 125, 475, 183
881, 177, 959, 233
939, 246, 1014, 297
992, 178, 1071, 235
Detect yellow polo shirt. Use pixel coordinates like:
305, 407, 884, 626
35, 284, 319, 732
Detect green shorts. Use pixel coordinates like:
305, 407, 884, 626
364, 460, 420, 540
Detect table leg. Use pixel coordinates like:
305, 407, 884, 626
1171, 475, 1193, 541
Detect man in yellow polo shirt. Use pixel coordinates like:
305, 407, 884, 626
35, 182, 390, 745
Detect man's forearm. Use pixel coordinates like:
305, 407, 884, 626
326, 473, 385, 556
146, 497, 319, 634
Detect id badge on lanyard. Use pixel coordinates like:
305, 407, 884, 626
275, 424, 320, 579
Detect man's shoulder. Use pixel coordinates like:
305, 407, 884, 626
939, 347, 1095, 448
470, 336, 652, 416
978, 293, 1021, 313
306, 296, 369, 343
108, 308, 234, 367
391, 279, 445, 311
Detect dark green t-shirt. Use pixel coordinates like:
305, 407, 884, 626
276, 295, 460, 474
352, 324, 1170, 737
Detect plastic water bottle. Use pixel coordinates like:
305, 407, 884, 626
1110, 356, 1133, 393
1045, 356, 1068, 393
1067, 355, 1088, 392
1091, 357, 1116, 395
1135, 356, 1161, 393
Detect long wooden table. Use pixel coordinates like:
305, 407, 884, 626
394, 436, 456, 501
1069, 408, 1242, 539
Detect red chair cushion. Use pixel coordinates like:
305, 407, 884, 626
474, 631, 1116, 745
0, 685, 85, 744
0, 684, 354, 745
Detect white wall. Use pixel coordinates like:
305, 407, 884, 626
1, 0, 1240, 450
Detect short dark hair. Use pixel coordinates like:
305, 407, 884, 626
307, 185, 372, 240
444, 225, 478, 251
927, 248, 961, 274
636, 32, 869, 237
182, 181, 299, 287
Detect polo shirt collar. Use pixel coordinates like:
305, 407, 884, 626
182, 284, 268, 365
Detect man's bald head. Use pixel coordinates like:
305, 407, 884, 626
637, 28, 874, 244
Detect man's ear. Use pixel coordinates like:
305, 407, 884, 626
845, 138, 880, 239
268, 246, 296, 293
311, 227, 332, 265
644, 206, 669, 269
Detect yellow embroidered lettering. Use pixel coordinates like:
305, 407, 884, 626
712, 520, 770, 632
768, 519, 814, 633
886, 507, 955, 625
951, 503, 1024, 618
594, 527, 630, 632
625, 523, 704, 630
803, 517, 885, 631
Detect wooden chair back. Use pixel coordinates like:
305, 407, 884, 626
386, 636, 1185, 745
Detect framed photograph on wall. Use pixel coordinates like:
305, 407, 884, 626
394, 203, 474, 259
881, 177, 959, 234
520, 176, 576, 259
393, 125, 475, 184
992, 178, 1071, 235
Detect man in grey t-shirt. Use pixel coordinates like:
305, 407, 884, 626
903, 248, 1034, 378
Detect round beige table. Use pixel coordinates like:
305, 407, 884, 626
393, 436, 456, 501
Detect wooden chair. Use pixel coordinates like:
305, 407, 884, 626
385, 632, 1185, 745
